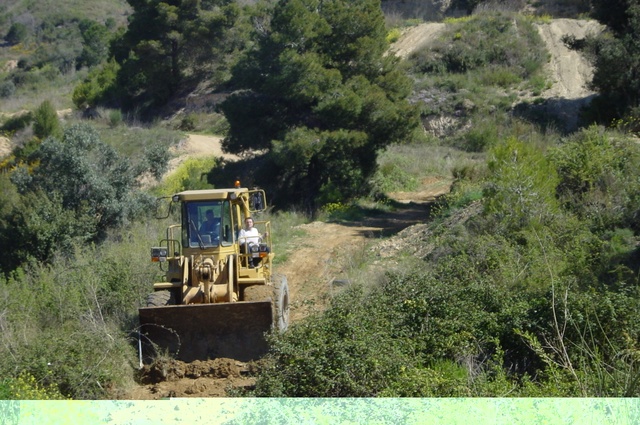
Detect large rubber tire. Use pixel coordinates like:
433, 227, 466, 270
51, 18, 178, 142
146, 290, 177, 307
273, 274, 290, 332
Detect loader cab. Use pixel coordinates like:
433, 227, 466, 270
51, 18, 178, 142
182, 199, 233, 248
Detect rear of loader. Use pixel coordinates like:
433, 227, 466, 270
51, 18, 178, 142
138, 187, 289, 363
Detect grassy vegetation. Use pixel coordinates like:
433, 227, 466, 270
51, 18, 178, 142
408, 11, 549, 119
0, 0, 130, 113
1, 0, 130, 24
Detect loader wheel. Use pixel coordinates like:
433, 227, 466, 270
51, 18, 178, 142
146, 290, 177, 307
273, 275, 290, 332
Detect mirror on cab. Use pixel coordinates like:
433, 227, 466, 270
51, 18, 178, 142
155, 196, 173, 219
249, 189, 267, 213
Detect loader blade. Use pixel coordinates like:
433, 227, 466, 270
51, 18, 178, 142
138, 301, 273, 363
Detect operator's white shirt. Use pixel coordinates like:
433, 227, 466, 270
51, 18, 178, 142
238, 227, 260, 245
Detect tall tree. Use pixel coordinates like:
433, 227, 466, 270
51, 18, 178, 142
591, 0, 635, 36
111, 0, 241, 111
221, 0, 418, 208
587, 0, 640, 120
77, 19, 111, 69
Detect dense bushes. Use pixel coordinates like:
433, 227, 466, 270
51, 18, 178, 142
253, 126, 640, 397
0, 122, 163, 275
549, 127, 640, 233
0, 223, 162, 399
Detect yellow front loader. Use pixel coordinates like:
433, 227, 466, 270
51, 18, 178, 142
138, 187, 289, 362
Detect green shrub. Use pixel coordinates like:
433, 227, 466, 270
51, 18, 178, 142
72, 59, 120, 110
549, 126, 640, 232
155, 156, 218, 195
0, 223, 160, 399
178, 114, 197, 131
0, 80, 16, 98
33, 100, 62, 140
5, 22, 28, 46
386, 27, 402, 43
1, 112, 32, 134
108, 109, 123, 128
254, 283, 413, 397
371, 161, 419, 193
454, 118, 499, 152
484, 137, 560, 234
411, 12, 546, 79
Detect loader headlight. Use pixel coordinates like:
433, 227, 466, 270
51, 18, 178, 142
151, 247, 168, 262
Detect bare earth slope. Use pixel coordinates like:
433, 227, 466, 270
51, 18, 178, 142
123, 18, 600, 399
536, 19, 603, 100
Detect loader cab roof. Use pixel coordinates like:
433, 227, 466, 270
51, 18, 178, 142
173, 188, 248, 202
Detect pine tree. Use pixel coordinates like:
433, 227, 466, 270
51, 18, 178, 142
221, 0, 418, 208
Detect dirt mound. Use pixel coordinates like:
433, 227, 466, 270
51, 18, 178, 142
126, 358, 259, 399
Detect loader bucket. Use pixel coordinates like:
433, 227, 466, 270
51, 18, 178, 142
138, 301, 273, 363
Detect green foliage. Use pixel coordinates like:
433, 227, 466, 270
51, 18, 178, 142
319, 202, 365, 222
612, 107, 640, 136
252, 121, 640, 398
411, 13, 546, 79
549, 126, 640, 232
32, 99, 62, 140
386, 27, 402, 43
0, 112, 32, 134
222, 0, 419, 209
0, 222, 160, 399
142, 142, 171, 180
483, 137, 560, 234
0, 123, 154, 274
154, 156, 218, 195
97, 122, 182, 157
256, 189, 640, 397
585, 1, 640, 120
0, 80, 16, 98
0, 183, 94, 274
371, 160, 419, 193
107, 109, 123, 128
0, 372, 68, 400
5, 22, 28, 45
72, 59, 120, 109
178, 113, 197, 131
409, 12, 548, 120
77, 19, 111, 69
590, 0, 631, 36
255, 283, 412, 397
111, 0, 243, 112
452, 116, 500, 152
